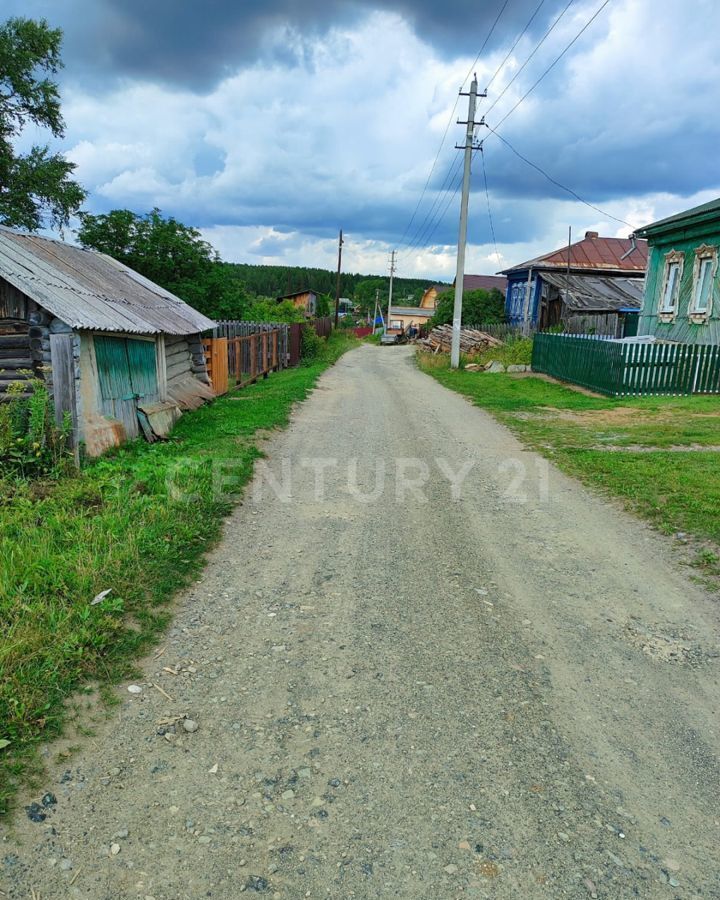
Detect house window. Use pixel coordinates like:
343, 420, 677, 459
690, 245, 717, 319
659, 254, 682, 317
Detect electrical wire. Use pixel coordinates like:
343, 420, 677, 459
397, 155, 464, 260
480, 145, 501, 264
486, 125, 634, 228
484, 0, 575, 120
396, 0, 511, 252
485, 0, 548, 93
490, 0, 612, 131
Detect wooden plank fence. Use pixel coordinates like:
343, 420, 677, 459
532, 333, 720, 397
203, 328, 284, 394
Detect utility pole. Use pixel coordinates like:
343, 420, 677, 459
451, 75, 484, 369
372, 288, 379, 331
385, 250, 396, 333
333, 228, 344, 328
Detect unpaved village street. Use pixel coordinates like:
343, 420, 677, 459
3, 345, 720, 899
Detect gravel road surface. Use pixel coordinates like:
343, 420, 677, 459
3, 345, 719, 899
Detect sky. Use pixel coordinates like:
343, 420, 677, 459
7, 0, 720, 281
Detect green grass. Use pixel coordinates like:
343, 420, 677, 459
418, 351, 720, 545
0, 332, 357, 816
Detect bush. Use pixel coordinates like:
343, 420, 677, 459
300, 325, 324, 362
0, 378, 72, 478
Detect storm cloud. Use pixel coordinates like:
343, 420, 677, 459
4, 0, 720, 278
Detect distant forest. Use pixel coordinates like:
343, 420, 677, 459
223, 262, 448, 306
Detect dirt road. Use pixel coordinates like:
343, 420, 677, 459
3, 345, 719, 899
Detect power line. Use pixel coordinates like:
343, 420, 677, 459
486, 125, 634, 228
485, 0, 548, 93
396, 0, 510, 251
484, 0, 575, 120
480, 145, 501, 264
490, 0, 612, 131
397, 155, 463, 260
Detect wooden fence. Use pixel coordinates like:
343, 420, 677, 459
213, 321, 289, 363
313, 317, 332, 339
203, 322, 288, 395
532, 333, 720, 397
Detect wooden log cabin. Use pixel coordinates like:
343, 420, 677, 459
0, 226, 216, 456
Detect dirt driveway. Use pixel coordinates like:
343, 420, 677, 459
2, 345, 719, 898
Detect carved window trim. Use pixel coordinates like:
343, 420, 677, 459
689, 243, 717, 323
657, 250, 684, 323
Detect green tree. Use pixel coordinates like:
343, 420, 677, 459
0, 17, 86, 230
77, 208, 250, 320
430, 288, 506, 328
353, 277, 387, 314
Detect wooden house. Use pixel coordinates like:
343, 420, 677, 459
501, 232, 647, 331
390, 283, 441, 332
275, 288, 318, 317
0, 227, 216, 456
636, 198, 720, 344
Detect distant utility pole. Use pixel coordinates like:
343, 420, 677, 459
386, 250, 396, 332
372, 288, 380, 330
334, 228, 344, 328
451, 75, 485, 369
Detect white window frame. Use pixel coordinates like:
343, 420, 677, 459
689, 244, 717, 322
658, 250, 683, 322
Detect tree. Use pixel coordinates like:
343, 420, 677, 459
430, 288, 506, 328
78, 208, 251, 320
0, 17, 86, 230
353, 277, 387, 314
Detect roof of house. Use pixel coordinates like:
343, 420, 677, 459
389, 306, 434, 318
276, 288, 318, 301
0, 227, 215, 335
463, 274, 508, 293
635, 197, 720, 238
500, 232, 648, 276
541, 272, 644, 312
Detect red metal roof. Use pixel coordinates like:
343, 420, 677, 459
501, 232, 648, 275
462, 274, 508, 293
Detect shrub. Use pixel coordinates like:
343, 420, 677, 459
300, 324, 323, 361
0, 377, 72, 478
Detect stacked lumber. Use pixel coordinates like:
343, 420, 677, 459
418, 324, 504, 354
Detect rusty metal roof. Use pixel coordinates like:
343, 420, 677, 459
541, 272, 644, 312
501, 232, 648, 276
462, 274, 508, 293
0, 227, 215, 335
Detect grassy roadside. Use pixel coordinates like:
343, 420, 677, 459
418, 351, 720, 553
0, 332, 357, 816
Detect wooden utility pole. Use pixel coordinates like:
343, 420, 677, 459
451, 75, 484, 368
385, 250, 396, 333
333, 229, 344, 328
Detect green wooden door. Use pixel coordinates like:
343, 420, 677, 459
94, 336, 159, 437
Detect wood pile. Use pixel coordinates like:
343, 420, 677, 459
418, 324, 504, 355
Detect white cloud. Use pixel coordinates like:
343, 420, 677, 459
54, 1, 720, 280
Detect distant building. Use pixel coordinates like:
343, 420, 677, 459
500, 231, 647, 331
636, 198, 720, 344
276, 289, 318, 317
390, 282, 444, 332
0, 226, 215, 456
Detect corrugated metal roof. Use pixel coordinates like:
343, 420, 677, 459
463, 274, 508, 293
390, 306, 434, 317
501, 233, 648, 275
0, 227, 216, 335
541, 272, 644, 312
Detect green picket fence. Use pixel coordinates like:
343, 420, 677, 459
531, 334, 720, 397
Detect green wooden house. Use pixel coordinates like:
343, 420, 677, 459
637, 198, 720, 344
